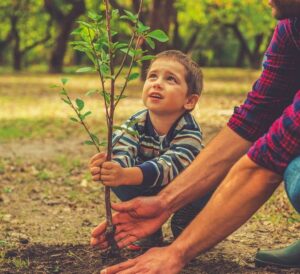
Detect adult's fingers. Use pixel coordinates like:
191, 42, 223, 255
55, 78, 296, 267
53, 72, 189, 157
90, 236, 108, 248
91, 221, 107, 237
111, 199, 137, 213
100, 259, 136, 274
117, 234, 139, 249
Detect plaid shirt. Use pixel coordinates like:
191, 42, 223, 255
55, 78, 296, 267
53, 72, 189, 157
112, 109, 203, 188
228, 18, 300, 175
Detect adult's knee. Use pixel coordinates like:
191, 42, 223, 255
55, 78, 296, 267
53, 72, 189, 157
284, 156, 300, 213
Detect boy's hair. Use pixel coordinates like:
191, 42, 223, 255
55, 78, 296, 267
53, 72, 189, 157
150, 50, 203, 96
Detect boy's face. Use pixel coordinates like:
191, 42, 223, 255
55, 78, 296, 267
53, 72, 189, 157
269, 0, 300, 19
142, 58, 198, 117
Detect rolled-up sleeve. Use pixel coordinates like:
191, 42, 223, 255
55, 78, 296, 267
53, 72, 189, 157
228, 19, 300, 142
248, 90, 300, 175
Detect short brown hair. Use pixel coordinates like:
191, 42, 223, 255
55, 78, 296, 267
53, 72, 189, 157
150, 50, 203, 96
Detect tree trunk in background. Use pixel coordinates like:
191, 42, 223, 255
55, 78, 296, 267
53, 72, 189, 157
44, 0, 85, 73
140, 0, 175, 80
227, 22, 265, 69
10, 13, 22, 71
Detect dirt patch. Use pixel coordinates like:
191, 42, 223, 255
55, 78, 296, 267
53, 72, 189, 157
1, 136, 300, 273
1, 241, 299, 274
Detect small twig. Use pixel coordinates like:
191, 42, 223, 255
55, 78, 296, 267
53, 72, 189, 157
64, 90, 100, 152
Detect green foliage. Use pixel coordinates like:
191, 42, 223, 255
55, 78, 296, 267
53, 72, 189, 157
56, 2, 168, 154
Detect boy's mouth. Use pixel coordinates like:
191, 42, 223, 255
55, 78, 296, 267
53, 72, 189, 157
149, 92, 163, 99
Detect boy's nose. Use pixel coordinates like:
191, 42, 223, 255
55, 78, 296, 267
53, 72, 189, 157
152, 78, 163, 88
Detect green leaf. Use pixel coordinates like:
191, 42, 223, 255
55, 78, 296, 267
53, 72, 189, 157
147, 30, 169, 42
85, 51, 96, 65
139, 55, 155, 61
145, 37, 155, 49
50, 84, 59, 89
61, 78, 68, 85
113, 32, 119, 38
113, 42, 128, 50
91, 133, 100, 146
86, 89, 99, 96
128, 129, 139, 136
70, 117, 79, 123
72, 45, 88, 53
88, 11, 102, 21
99, 63, 110, 76
76, 67, 94, 73
123, 10, 137, 22
77, 20, 93, 29
84, 140, 94, 146
128, 72, 139, 82
112, 9, 119, 18
80, 27, 95, 43
76, 98, 84, 111
115, 94, 127, 100
113, 125, 123, 131
101, 90, 111, 104
60, 89, 67, 96
61, 98, 71, 105
120, 48, 135, 58
82, 111, 92, 119
127, 118, 140, 127
71, 27, 82, 35
99, 140, 107, 147
137, 21, 150, 34
70, 41, 90, 47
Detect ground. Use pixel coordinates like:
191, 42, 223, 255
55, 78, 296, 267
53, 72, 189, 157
1, 70, 300, 273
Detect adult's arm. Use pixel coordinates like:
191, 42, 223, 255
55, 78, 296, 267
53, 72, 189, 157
100, 156, 282, 274
158, 126, 251, 213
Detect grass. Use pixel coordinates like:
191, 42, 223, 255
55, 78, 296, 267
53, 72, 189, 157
0, 68, 257, 142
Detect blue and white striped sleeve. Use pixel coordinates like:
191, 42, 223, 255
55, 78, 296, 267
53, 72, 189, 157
138, 126, 203, 188
111, 121, 139, 168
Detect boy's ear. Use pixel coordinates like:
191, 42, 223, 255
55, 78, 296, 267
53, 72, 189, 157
184, 94, 199, 111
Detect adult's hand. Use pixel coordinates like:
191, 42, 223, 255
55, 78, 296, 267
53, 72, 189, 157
90, 196, 171, 249
100, 246, 184, 274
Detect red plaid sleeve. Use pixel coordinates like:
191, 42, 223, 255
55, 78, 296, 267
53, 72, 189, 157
248, 90, 300, 175
228, 18, 300, 142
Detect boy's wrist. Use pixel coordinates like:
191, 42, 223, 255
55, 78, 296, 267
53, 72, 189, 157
122, 167, 143, 185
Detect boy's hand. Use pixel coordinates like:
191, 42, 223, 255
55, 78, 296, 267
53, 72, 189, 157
100, 162, 143, 186
100, 161, 126, 186
89, 152, 107, 182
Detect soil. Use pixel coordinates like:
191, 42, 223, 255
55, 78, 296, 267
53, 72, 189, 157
1, 131, 300, 274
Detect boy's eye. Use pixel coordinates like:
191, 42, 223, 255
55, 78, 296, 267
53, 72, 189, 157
148, 73, 157, 79
167, 76, 177, 82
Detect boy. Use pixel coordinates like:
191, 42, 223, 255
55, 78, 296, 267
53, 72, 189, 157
89, 50, 209, 249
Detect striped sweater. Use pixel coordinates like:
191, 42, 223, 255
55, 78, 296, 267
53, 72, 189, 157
112, 109, 203, 188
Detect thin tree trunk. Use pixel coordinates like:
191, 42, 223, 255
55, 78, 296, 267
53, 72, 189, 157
45, 0, 85, 73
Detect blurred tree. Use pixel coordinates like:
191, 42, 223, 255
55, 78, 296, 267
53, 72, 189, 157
44, 0, 85, 73
0, 0, 277, 71
174, 0, 275, 68
0, 3, 12, 65
0, 0, 52, 71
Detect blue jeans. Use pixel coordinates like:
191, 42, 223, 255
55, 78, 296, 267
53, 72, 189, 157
284, 156, 300, 213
